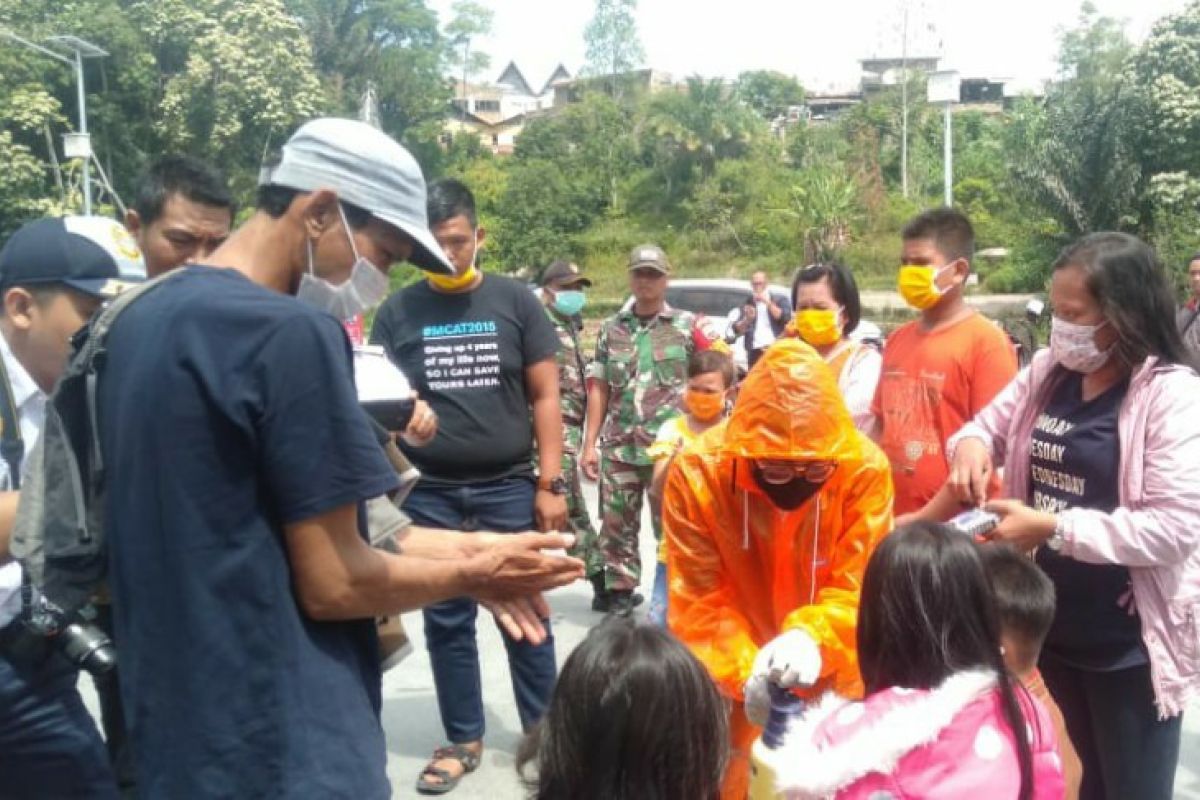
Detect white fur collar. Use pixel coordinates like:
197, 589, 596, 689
773, 669, 999, 798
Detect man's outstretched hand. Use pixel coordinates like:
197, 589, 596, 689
466, 532, 583, 600
481, 594, 553, 643
466, 532, 582, 643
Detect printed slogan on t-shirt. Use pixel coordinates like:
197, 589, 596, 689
421, 321, 502, 392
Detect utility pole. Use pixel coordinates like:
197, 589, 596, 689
928, 70, 960, 207
943, 101, 952, 206
461, 37, 471, 118
900, 2, 909, 200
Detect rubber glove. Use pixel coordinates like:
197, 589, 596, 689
742, 630, 821, 725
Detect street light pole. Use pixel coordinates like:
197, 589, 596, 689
943, 101, 952, 207
72, 49, 92, 214
927, 70, 960, 208
900, 3, 909, 200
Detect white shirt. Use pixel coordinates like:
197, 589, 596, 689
752, 299, 777, 349
0, 332, 47, 628
831, 341, 882, 436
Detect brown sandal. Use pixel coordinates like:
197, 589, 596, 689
415, 744, 481, 795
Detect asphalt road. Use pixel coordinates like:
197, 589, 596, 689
77, 480, 1200, 799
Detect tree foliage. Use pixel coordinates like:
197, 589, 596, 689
141, 0, 323, 185
4, 0, 1200, 301
581, 0, 644, 78
285, 0, 451, 147
0, 0, 463, 233
638, 77, 766, 210
444, 0, 493, 83
1005, 3, 1140, 236
735, 70, 806, 121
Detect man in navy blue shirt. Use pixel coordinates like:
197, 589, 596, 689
97, 119, 582, 798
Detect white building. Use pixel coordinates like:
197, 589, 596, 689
445, 61, 571, 154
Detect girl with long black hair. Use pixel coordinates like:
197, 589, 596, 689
517, 620, 728, 800
773, 523, 1065, 799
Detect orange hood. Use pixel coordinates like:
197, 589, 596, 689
722, 338, 861, 464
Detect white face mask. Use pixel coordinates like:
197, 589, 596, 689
1050, 316, 1113, 373
296, 204, 390, 320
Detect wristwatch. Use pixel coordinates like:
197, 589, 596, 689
538, 475, 569, 495
1046, 516, 1066, 551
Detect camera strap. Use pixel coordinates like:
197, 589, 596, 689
0, 346, 25, 490
1183, 308, 1200, 337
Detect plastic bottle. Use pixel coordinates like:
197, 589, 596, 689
748, 683, 806, 799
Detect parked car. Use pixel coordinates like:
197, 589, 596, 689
623, 278, 883, 372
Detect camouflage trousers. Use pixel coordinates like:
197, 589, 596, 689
596, 452, 659, 592
561, 424, 602, 579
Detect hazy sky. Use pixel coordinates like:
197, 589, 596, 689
429, 0, 1189, 93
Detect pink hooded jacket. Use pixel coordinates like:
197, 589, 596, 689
948, 350, 1200, 718
773, 670, 1066, 799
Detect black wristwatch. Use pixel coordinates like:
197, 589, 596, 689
538, 475, 569, 495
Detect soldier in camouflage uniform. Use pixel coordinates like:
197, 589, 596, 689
582, 244, 695, 616
537, 261, 603, 585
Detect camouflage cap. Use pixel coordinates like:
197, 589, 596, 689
628, 244, 670, 274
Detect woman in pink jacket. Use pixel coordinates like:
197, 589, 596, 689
773, 522, 1065, 799
912, 232, 1200, 799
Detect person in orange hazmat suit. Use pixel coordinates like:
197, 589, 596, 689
663, 338, 894, 799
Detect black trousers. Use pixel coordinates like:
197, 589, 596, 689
1040, 658, 1181, 800
0, 641, 117, 798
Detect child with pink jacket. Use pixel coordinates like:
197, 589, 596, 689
771, 522, 1065, 799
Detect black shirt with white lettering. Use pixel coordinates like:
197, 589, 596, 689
370, 275, 558, 484
1031, 371, 1145, 671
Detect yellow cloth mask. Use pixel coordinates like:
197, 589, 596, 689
897, 263, 955, 310
427, 229, 481, 292
426, 264, 479, 292
793, 307, 842, 347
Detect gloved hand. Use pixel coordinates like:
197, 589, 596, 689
751, 629, 823, 689
743, 673, 772, 727
742, 630, 821, 726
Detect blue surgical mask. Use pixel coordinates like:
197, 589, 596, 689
554, 290, 586, 317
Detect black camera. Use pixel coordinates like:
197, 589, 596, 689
20, 592, 117, 677
362, 396, 416, 433
53, 616, 118, 676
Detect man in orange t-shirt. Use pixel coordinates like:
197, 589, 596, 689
873, 208, 1017, 514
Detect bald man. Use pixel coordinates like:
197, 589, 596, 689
728, 271, 792, 370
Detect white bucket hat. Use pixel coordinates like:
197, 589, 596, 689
261, 118, 454, 275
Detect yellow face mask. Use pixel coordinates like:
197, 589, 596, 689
793, 307, 842, 347
426, 265, 479, 292
897, 263, 954, 310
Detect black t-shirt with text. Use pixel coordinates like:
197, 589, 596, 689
1031, 371, 1145, 671
370, 275, 558, 483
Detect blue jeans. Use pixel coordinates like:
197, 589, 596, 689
648, 561, 668, 627
0, 650, 118, 799
403, 476, 556, 743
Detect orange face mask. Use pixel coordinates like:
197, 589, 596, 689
686, 389, 726, 422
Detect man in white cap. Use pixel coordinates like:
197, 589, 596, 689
91, 118, 583, 798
